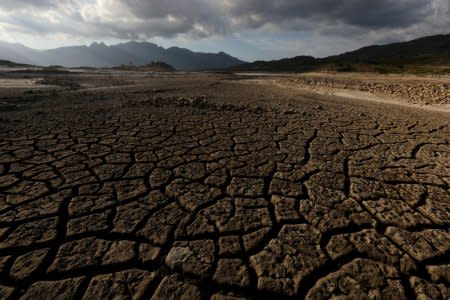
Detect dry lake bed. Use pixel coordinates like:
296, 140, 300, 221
0, 69, 449, 299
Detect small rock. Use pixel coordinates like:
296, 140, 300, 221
165, 246, 194, 270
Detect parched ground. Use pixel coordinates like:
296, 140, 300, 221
0, 71, 449, 299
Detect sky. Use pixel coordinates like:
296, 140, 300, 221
0, 0, 449, 61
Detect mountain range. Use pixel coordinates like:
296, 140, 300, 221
234, 34, 450, 73
0, 41, 244, 70
1, 34, 449, 73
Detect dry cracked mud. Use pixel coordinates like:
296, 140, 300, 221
0, 71, 449, 299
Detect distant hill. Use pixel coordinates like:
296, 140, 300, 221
324, 34, 450, 65
0, 41, 245, 70
0, 59, 33, 68
234, 34, 450, 73
234, 56, 317, 72
112, 61, 176, 72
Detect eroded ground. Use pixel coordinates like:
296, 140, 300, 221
0, 71, 449, 299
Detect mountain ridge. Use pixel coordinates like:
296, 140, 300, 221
234, 34, 450, 73
0, 41, 245, 70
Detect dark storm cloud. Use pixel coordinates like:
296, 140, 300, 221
228, 0, 434, 29
0, 0, 448, 46
1, 0, 439, 31
115, 0, 230, 36
106, 0, 444, 39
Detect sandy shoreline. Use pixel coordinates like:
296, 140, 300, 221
275, 80, 450, 113
234, 73, 450, 113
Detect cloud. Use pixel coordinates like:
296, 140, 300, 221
0, 0, 448, 58
227, 0, 434, 29
0, 0, 75, 9
80, 0, 230, 38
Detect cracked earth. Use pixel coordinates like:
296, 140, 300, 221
0, 72, 449, 299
